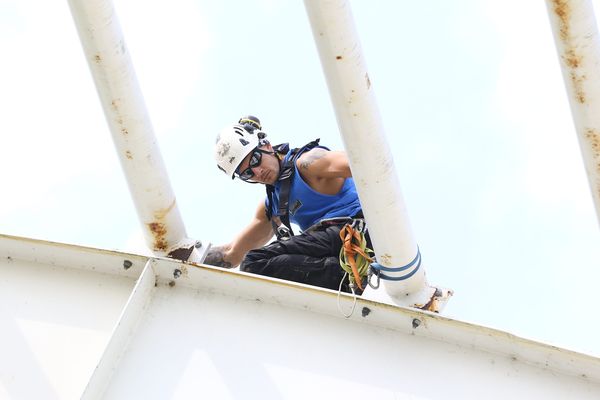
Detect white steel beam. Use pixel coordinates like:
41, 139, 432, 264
67, 0, 207, 261
81, 259, 157, 399
2, 234, 600, 398
546, 0, 600, 227
303, 0, 450, 309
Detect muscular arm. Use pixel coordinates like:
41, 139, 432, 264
297, 148, 352, 194
204, 201, 274, 268
298, 148, 352, 179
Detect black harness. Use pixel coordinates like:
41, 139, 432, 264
265, 139, 322, 240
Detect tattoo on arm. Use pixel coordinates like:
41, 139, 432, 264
204, 246, 233, 269
300, 148, 327, 170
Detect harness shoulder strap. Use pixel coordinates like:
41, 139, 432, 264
266, 139, 322, 240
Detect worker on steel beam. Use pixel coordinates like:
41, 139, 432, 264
205, 115, 372, 294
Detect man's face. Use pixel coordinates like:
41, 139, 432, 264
236, 144, 280, 185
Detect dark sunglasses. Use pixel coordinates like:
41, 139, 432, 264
237, 148, 266, 181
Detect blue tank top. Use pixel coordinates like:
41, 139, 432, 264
266, 147, 362, 231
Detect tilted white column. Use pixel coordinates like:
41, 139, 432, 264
67, 0, 206, 261
304, 0, 451, 309
546, 0, 600, 227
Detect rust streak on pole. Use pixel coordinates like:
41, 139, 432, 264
67, 0, 206, 261
546, 0, 600, 227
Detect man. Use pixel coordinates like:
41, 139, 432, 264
205, 116, 371, 293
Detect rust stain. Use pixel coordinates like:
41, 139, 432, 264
111, 99, 120, 112
336, 55, 343, 60
552, 0, 570, 41
418, 288, 451, 313
584, 129, 600, 180
379, 253, 392, 265
564, 48, 580, 68
148, 222, 168, 251
419, 297, 439, 313
585, 128, 600, 156
570, 71, 586, 104
154, 199, 176, 220
125, 150, 133, 159
167, 246, 194, 262
94, 54, 102, 63
552, 0, 587, 104
365, 73, 371, 90
115, 117, 129, 134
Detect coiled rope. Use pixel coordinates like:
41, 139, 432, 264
339, 223, 373, 291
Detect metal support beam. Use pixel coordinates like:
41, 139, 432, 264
82, 259, 157, 399
67, 0, 207, 261
303, 0, 451, 309
546, 0, 600, 227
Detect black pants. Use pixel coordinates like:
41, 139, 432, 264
240, 225, 355, 293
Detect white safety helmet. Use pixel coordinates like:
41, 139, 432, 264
215, 123, 262, 178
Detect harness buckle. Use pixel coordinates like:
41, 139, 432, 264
277, 225, 292, 241
351, 218, 365, 233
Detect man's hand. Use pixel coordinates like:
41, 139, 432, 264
204, 245, 234, 269
203, 202, 274, 269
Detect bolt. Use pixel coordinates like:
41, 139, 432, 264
173, 268, 182, 279
194, 241, 202, 249
123, 260, 132, 270
412, 318, 421, 329
361, 307, 371, 317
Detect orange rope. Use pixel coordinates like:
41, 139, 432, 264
339, 224, 372, 290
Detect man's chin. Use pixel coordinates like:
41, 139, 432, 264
263, 170, 274, 185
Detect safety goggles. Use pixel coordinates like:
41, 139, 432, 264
236, 148, 265, 181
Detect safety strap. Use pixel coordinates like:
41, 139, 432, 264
266, 139, 321, 240
264, 142, 287, 221
275, 147, 298, 239
367, 247, 421, 290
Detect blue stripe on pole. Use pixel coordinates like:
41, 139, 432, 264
370, 248, 421, 281
371, 248, 420, 272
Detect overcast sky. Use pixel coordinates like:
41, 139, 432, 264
1, 0, 600, 356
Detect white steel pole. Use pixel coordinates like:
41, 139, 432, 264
546, 0, 600, 227
303, 0, 449, 308
67, 0, 205, 261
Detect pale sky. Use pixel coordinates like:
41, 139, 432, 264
1, 0, 600, 356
